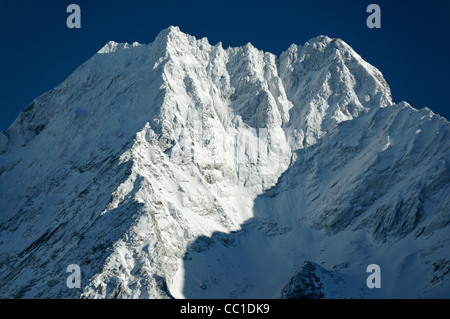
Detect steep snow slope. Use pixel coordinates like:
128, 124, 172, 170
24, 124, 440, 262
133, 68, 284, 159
0, 26, 291, 298
0, 26, 448, 299
182, 101, 450, 298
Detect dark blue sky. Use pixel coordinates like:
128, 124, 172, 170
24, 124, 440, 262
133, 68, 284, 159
1, 0, 449, 130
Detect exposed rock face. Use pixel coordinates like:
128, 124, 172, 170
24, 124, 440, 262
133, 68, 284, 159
279, 262, 328, 299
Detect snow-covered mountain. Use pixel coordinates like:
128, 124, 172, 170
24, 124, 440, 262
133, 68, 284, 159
0, 26, 448, 299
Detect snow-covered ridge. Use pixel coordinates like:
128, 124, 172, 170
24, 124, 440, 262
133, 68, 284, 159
98, 40, 142, 54
0, 26, 448, 299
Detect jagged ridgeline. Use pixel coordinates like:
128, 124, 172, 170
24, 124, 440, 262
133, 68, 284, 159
0, 26, 448, 298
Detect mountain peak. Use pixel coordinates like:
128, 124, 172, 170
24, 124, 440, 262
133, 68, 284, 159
98, 26, 190, 56
153, 25, 192, 46
0, 27, 448, 299
98, 40, 120, 54
308, 34, 334, 45
155, 25, 183, 40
